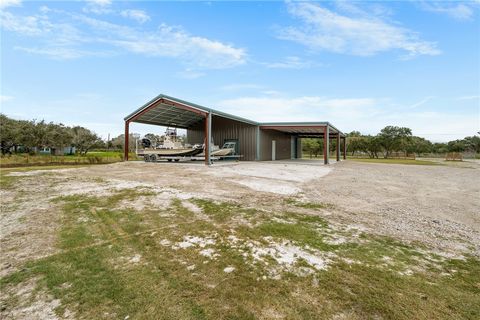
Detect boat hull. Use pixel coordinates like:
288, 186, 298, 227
141, 148, 204, 157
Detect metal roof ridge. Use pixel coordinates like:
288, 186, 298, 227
125, 94, 344, 135
125, 93, 259, 125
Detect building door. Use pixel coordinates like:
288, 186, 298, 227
272, 140, 276, 160
291, 136, 297, 159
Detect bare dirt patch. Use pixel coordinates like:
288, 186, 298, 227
68, 160, 479, 256
1, 160, 479, 319
0, 278, 63, 320
300, 161, 480, 256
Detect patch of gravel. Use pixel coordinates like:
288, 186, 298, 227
301, 161, 480, 257
223, 266, 235, 273
0, 198, 59, 277
0, 278, 69, 320
173, 235, 217, 250
52, 179, 150, 197
231, 177, 301, 195
207, 162, 332, 195
222, 234, 335, 278
248, 238, 334, 274
181, 201, 203, 214
199, 248, 218, 259
129, 254, 142, 264
6, 168, 79, 177
6, 170, 53, 177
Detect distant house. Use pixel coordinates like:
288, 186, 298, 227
38, 146, 76, 155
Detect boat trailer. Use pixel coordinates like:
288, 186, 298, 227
142, 154, 242, 162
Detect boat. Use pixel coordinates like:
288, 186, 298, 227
211, 141, 236, 156
198, 141, 237, 157
139, 129, 204, 160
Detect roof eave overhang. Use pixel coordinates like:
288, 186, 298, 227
260, 122, 345, 137
124, 94, 344, 136
125, 94, 259, 127
125, 95, 208, 123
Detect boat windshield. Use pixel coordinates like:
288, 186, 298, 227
222, 142, 236, 149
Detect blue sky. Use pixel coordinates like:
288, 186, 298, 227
1, 0, 479, 142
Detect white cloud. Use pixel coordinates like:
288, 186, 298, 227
217, 96, 379, 123
216, 95, 478, 141
14, 46, 112, 59
0, 0, 21, 9
0, 11, 43, 36
261, 90, 282, 96
277, 2, 441, 58
83, 0, 113, 15
458, 95, 480, 100
76, 16, 246, 68
176, 69, 205, 79
407, 96, 435, 109
420, 2, 475, 20
1, 95, 14, 102
1, 9, 246, 68
120, 9, 150, 23
87, 0, 111, 5
220, 84, 263, 91
264, 56, 321, 69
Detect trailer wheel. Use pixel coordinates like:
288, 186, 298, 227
174, 159, 180, 162
149, 154, 157, 162
144, 155, 150, 162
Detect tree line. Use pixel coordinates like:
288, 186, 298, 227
0, 114, 105, 155
303, 125, 480, 159
0, 114, 175, 156
2, 115, 478, 158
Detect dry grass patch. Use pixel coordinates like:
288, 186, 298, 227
1, 183, 479, 319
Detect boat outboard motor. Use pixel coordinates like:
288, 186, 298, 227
141, 138, 152, 148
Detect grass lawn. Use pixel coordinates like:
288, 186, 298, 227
1, 176, 478, 319
86, 151, 129, 157
0, 152, 139, 168
348, 158, 440, 166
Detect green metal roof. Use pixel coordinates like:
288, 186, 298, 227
125, 94, 344, 136
125, 94, 258, 127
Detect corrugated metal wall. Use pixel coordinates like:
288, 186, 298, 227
187, 117, 295, 161
259, 130, 292, 160
186, 116, 257, 161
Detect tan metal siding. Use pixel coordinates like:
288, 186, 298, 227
186, 116, 257, 161
259, 130, 292, 160
186, 121, 204, 145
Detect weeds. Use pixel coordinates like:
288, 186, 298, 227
284, 198, 334, 209
1, 191, 479, 319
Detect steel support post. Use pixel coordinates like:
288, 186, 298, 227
205, 112, 212, 165
336, 134, 340, 162
324, 126, 329, 164
124, 121, 129, 161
